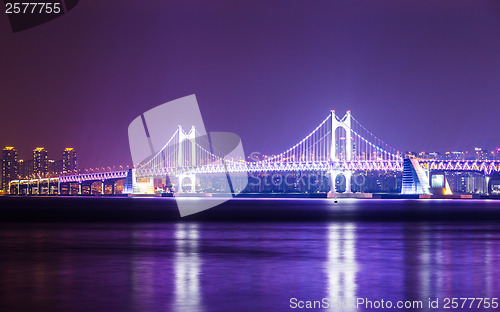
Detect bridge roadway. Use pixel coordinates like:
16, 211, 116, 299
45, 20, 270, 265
420, 160, 500, 175
9, 171, 128, 195
135, 159, 404, 177
135, 159, 500, 177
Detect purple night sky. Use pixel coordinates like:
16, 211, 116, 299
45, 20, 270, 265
1, 0, 499, 169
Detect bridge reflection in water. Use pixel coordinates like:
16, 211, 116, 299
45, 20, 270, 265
1, 211, 500, 311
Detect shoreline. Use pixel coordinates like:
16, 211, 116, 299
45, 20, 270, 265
2, 192, 500, 200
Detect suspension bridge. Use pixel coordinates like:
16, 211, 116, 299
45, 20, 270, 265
8, 110, 500, 196
133, 110, 403, 193
132, 110, 499, 195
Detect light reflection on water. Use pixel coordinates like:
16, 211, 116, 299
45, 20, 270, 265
174, 223, 201, 312
0, 219, 500, 311
326, 224, 357, 311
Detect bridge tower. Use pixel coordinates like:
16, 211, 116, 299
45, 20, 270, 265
178, 125, 197, 167
329, 110, 352, 193
177, 125, 197, 193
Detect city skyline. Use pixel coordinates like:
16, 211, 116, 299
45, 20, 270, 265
1, 146, 81, 181
1, 0, 500, 169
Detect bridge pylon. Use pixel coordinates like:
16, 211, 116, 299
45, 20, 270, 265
178, 125, 197, 167
178, 173, 196, 193
177, 125, 198, 192
329, 110, 352, 194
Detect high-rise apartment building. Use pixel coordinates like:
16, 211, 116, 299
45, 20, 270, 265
474, 148, 488, 161
62, 148, 78, 174
444, 151, 464, 161
33, 147, 48, 177
48, 159, 63, 175
494, 148, 500, 160
2, 147, 18, 191
418, 152, 442, 160
17, 159, 34, 179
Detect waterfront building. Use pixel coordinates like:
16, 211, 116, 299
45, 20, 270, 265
429, 152, 441, 160
33, 147, 48, 178
418, 152, 442, 160
474, 148, 489, 161
18, 159, 34, 179
494, 148, 500, 160
446, 171, 488, 194
1, 147, 18, 191
48, 159, 63, 176
445, 151, 464, 161
62, 148, 78, 174
403, 151, 418, 159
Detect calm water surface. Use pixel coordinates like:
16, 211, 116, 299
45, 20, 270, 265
1, 199, 500, 312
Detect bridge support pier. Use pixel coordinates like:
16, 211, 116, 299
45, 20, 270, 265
344, 171, 352, 193
178, 173, 196, 193
486, 175, 500, 195
329, 170, 337, 194
329, 170, 352, 194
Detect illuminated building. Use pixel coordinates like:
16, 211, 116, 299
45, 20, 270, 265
18, 159, 34, 179
418, 152, 442, 160
444, 151, 464, 161
403, 151, 418, 159
2, 147, 18, 191
33, 147, 48, 177
48, 159, 63, 175
62, 148, 78, 174
474, 147, 488, 161
494, 148, 500, 160
446, 172, 488, 194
